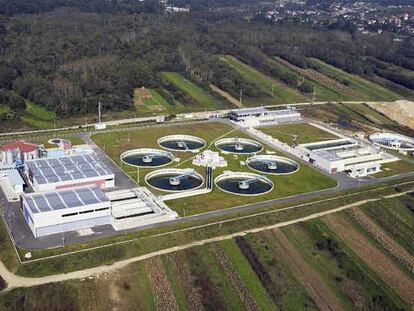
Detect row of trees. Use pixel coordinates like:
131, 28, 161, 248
0, 7, 412, 117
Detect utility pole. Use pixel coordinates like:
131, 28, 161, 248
312, 86, 316, 104
239, 88, 243, 106
98, 101, 102, 123
271, 84, 275, 97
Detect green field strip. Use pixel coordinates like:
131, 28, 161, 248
269, 56, 352, 101
308, 58, 402, 101
25, 101, 56, 121
220, 55, 305, 104
240, 233, 318, 310
360, 196, 414, 256
283, 220, 410, 310
161, 256, 189, 311
185, 245, 244, 310
373, 160, 414, 178
138, 262, 157, 310
219, 239, 277, 311
162, 72, 220, 109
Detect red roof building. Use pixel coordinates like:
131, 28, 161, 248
0, 141, 38, 153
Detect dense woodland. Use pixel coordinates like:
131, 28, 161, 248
0, 0, 413, 121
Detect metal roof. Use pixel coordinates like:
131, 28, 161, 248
26, 154, 113, 185
1, 141, 38, 153
0, 169, 25, 186
23, 186, 109, 214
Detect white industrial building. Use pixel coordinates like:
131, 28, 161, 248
192, 150, 227, 168
21, 186, 111, 238
25, 154, 115, 192
228, 107, 301, 127
298, 138, 398, 177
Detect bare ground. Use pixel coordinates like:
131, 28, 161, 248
367, 100, 414, 130
209, 84, 244, 108
209, 244, 259, 311
145, 257, 179, 311
271, 228, 344, 311
323, 213, 414, 305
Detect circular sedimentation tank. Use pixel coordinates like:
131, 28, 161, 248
215, 171, 273, 196
145, 168, 204, 192
158, 135, 206, 152
369, 132, 414, 151
120, 148, 174, 168
246, 155, 299, 175
215, 138, 263, 154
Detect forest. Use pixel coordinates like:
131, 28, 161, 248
0, 0, 413, 123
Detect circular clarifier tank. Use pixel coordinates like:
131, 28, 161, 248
158, 135, 206, 152
120, 148, 174, 168
145, 168, 205, 192
369, 132, 414, 151
215, 138, 263, 154
246, 155, 299, 175
215, 171, 273, 196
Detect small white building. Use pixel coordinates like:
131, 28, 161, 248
228, 107, 301, 127
25, 153, 115, 192
192, 150, 227, 168
0, 169, 25, 202
21, 186, 111, 238
299, 138, 397, 177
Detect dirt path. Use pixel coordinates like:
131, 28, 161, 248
210, 244, 259, 311
209, 84, 243, 108
145, 257, 179, 311
348, 208, 414, 274
271, 229, 343, 311
0, 190, 412, 291
323, 213, 414, 305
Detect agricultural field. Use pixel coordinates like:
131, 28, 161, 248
258, 123, 337, 146
307, 58, 402, 102
92, 121, 337, 215
3, 194, 414, 310
268, 56, 354, 102
162, 72, 226, 110
220, 55, 306, 105
284, 218, 412, 309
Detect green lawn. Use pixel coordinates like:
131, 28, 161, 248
258, 123, 337, 146
92, 121, 337, 215
373, 160, 414, 178
162, 72, 220, 109
307, 58, 401, 101
220, 55, 305, 105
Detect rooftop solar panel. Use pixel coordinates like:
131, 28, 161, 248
23, 187, 109, 214
26, 153, 113, 185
